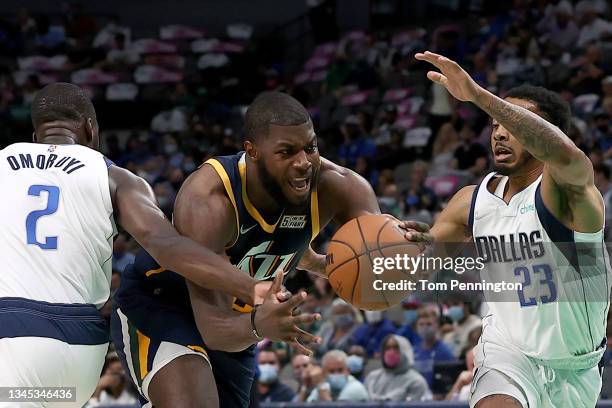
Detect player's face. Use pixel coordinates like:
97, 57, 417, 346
490, 97, 539, 176
257, 122, 320, 206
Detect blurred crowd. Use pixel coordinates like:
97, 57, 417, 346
1, 0, 611, 405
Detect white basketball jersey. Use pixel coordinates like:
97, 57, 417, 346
471, 172, 611, 367
0, 143, 116, 308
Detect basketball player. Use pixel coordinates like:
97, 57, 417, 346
415, 51, 611, 407
0, 83, 307, 407
112, 91, 429, 408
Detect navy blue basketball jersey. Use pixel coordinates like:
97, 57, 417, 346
122, 151, 320, 313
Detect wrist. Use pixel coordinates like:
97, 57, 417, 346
471, 85, 489, 105
250, 305, 264, 341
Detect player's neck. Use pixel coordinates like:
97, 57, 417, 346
36, 124, 79, 145
505, 164, 543, 197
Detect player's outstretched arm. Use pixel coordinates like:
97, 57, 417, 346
415, 51, 591, 184
416, 50, 604, 232
108, 164, 258, 306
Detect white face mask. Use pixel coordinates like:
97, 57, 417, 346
364, 310, 383, 324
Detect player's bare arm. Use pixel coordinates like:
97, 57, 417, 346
297, 158, 432, 275
108, 164, 260, 305
173, 163, 321, 353
416, 51, 604, 233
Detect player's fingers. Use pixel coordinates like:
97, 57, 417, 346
427, 71, 448, 85
294, 326, 322, 344
404, 230, 434, 243
291, 312, 321, 325
291, 339, 314, 357
267, 269, 284, 297
398, 220, 430, 232
282, 290, 307, 310
276, 289, 292, 302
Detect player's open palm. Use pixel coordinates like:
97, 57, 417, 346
415, 51, 481, 102
255, 271, 322, 355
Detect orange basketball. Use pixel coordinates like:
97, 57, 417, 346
325, 214, 424, 311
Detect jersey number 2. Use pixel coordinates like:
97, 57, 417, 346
26, 185, 60, 250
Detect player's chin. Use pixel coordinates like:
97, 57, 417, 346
283, 187, 310, 205
492, 161, 515, 176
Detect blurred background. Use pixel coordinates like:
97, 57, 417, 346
0, 0, 611, 406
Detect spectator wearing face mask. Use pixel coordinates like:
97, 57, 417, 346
396, 298, 422, 347
364, 334, 429, 401
346, 345, 368, 381
442, 301, 482, 358
291, 353, 313, 400
412, 308, 456, 391
315, 299, 360, 356
352, 310, 397, 357
307, 350, 369, 402
257, 347, 295, 403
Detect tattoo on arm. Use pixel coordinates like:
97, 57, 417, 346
476, 91, 571, 164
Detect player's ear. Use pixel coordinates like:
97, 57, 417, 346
244, 140, 258, 161
85, 117, 99, 150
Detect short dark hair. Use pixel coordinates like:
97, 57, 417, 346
243, 91, 310, 142
31, 82, 97, 129
505, 84, 571, 133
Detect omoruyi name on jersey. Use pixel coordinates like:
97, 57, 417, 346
5, 153, 86, 175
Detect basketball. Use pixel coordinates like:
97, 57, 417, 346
325, 214, 424, 311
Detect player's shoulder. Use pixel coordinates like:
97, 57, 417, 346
317, 157, 368, 193
174, 162, 236, 223
177, 161, 227, 199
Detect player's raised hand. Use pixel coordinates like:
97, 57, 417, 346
415, 51, 482, 103
255, 271, 322, 355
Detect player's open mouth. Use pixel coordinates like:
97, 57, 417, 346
289, 177, 310, 193
494, 146, 513, 162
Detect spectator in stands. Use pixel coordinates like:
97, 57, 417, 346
536, 1, 579, 51
403, 160, 437, 222
315, 298, 360, 356
35, 15, 66, 52
111, 234, 135, 273
257, 346, 296, 402
86, 352, 138, 407
576, 1, 612, 48
442, 300, 482, 358
373, 104, 398, 145
292, 353, 313, 387
352, 310, 396, 357
295, 363, 324, 402
430, 122, 461, 176
445, 348, 475, 402
364, 334, 429, 402
104, 32, 139, 70
337, 114, 376, 168
569, 44, 608, 96
307, 350, 369, 402
346, 345, 368, 381
412, 307, 456, 391
453, 120, 489, 178
396, 297, 421, 346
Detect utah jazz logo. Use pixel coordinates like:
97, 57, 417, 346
236, 240, 297, 280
